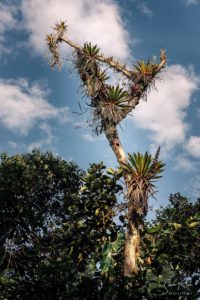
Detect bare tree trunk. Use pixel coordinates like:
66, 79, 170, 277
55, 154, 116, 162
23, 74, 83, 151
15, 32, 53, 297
105, 125, 126, 164
124, 223, 140, 275
105, 125, 141, 276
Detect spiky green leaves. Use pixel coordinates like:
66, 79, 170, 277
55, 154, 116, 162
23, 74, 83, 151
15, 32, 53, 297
133, 59, 158, 79
123, 151, 164, 181
106, 85, 128, 104
121, 149, 165, 216
75, 43, 101, 92
47, 22, 167, 136
98, 85, 129, 125
75, 43, 100, 89
132, 59, 159, 99
76, 47, 130, 132
83, 42, 100, 57
74, 40, 132, 133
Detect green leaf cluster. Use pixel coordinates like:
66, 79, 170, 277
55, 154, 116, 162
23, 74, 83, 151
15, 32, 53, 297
121, 150, 164, 217
123, 151, 164, 182
83, 42, 100, 57
0, 152, 199, 299
0, 152, 123, 299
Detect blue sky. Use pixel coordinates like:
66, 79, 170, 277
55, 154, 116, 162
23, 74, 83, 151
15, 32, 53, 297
0, 0, 200, 214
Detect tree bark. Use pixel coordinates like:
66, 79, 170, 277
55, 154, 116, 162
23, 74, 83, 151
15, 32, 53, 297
60, 37, 133, 79
124, 223, 140, 275
105, 125, 141, 276
105, 125, 126, 164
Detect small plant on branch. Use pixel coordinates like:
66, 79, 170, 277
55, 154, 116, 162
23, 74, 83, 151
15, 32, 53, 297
132, 59, 161, 100
98, 85, 129, 125
122, 147, 165, 219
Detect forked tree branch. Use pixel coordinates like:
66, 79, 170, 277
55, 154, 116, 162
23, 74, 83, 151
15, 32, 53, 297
60, 36, 166, 80
60, 37, 133, 78
56, 35, 166, 126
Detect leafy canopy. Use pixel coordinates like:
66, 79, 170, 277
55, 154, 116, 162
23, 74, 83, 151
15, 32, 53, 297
0, 151, 199, 299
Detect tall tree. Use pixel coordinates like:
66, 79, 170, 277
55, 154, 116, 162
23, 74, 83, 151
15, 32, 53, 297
47, 21, 165, 275
0, 151, 122, 299
0, 150, 82, 299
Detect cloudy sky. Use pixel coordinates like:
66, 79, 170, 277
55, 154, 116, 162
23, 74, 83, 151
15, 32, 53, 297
1, 0, 200, 213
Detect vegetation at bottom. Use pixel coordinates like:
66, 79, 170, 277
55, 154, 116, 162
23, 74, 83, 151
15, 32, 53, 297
0, 150, 199, 299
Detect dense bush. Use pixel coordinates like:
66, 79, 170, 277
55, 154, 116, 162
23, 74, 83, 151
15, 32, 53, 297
0, 151, 199, 299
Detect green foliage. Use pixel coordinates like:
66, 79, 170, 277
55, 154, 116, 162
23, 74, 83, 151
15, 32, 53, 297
75, 48, 131, 133
133, 59, 158, 75
97, 70, 110, 82
0, 150, 82, 299
83, 42, 100, 57
121, 149, 165, 216
137, 193, 200, 299
0, 152, 199, 299
132, 59, 160, 100
47, 21, 167, 137
149, 193, 200, 274
123, 150, 164, 181
75, 48, 100, 99
133, 59, 158, 85
0, 151, 123, 299
100, 231, 124, 282
106, 85, 128, 103
98, 85, 129, 125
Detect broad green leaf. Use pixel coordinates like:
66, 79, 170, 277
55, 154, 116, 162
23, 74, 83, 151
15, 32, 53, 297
107, 168, 116, 175
172, 223, 182, 230
188, 221, 199, 228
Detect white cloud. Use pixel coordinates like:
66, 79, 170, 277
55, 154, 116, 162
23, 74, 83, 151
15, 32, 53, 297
0, 78, 70, 135
132, 65, 200, 153
187, 175, 200, 198
185, 0, 199, 6
0, 3, 19, 55
174, 154, 195, 171
137, 2, 153, 18
82, 133, 95, 142
27, 123, 55, 151
8, 141, 18, 149
20, 0, 131, 59
128, 0, 153, 18
185, 136, 200, 158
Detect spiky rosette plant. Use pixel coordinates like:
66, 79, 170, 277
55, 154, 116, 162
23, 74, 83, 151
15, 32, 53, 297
133, 59, 158, 84
122, 148, 165, 220
83, 42, 101, 57
75, 46, 131, 132
75, 43, 103, 99
132, 59, 160, 100
98, 85, 129, 124
89, 84, 129, 134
